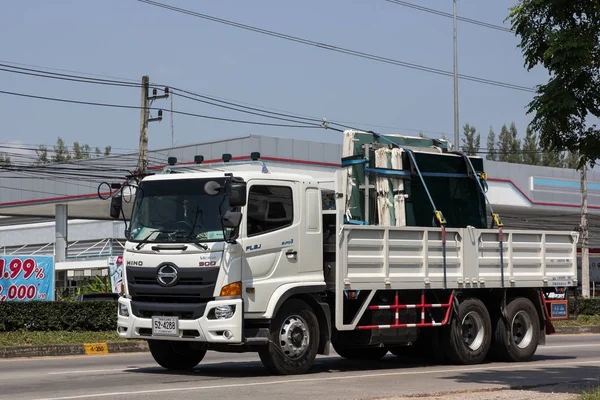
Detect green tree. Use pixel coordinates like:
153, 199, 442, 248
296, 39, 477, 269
521, 126, 541, 165
34, 138, 112, 164
486, 126, 497, 161
507, 2, 600, 168
565, 151, 580, 169
461, 123, 480, 155
35, 145, 50, 164
72, 142, 91, 160
0, 153, 11, 168
51, 137, 71, 163
497, 124, 512, 162
541, 148, 565, 168
507, 122, 522, 163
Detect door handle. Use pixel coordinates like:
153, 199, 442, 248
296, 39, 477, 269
286, 250, 297, 257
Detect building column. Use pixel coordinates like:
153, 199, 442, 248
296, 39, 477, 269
55, 204, 68, 262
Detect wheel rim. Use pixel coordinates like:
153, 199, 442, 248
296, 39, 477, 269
279, 315, 310, 359
461, 311, 485, 351
511, 310, 533, 349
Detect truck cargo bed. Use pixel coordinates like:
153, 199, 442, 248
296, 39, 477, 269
334, 225, 578, 291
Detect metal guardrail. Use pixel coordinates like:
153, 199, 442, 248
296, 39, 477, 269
2, 238, 125, 259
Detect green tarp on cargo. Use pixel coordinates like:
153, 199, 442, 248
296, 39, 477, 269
343, 131, 449, 224
342, 130, 488, 229
403, 152, 487, 229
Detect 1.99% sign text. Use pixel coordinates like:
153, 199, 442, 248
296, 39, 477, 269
0, 258, 47, 301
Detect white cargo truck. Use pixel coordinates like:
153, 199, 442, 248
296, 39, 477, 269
110, 131, 578, 375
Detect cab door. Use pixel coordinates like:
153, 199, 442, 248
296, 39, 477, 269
240, 180, 300, 313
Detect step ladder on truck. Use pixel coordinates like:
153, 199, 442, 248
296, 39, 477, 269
108, 129, 578, 375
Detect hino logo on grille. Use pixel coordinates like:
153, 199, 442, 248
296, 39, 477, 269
156, 264, 178, 287
127, 260, 143, 266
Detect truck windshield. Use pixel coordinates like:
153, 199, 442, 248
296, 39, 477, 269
129, 177, 229, 243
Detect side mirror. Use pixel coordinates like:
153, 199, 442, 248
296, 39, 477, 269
222, 210, 242, 243
110, 196, 123, 219
222, 210, 242, 229
204, 180, 222, 196
228, 178, 247, 207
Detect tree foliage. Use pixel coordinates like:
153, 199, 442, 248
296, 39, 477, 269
486, 126, 497, 161
34, 137, 112, 164
461, 123, 480, 155
507, 1, 600, 168
0, 153, 10, 168
521, 126, 540, 165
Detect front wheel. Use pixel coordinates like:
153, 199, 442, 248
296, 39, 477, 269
492, 297, 540, 362
259, 299, 319, 375
148, 340, 206, 370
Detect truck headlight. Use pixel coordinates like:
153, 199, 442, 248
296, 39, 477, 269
214, 305, 235, 319
118, 303, 129, 317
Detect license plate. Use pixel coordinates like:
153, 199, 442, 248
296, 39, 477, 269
152, 316, 179, 336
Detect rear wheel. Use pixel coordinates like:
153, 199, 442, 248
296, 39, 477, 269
148, 340, 206, 370
259, 299, 319, 375
492, 297, 540, 362
444, 298, 492, 365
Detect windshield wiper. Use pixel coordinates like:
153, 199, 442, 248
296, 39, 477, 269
192, 240, 209, 250
185, 206, 209, 250
134, 231, 157, 250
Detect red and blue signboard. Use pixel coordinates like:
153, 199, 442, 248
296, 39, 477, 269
0, 256, 54, 301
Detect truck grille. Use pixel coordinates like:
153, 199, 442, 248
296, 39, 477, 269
126, 265, 219, 319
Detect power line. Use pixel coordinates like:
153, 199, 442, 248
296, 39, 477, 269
135, 0, 535, 93
171, 90, 325, 126
0, 59, 139, 84
0, 89, 324, 129
0, 59, 452, 136
0, 64, 327, 128
383, 0, 512, 33
0, 65, 142, 89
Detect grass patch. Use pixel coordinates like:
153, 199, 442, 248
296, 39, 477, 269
0, 331, 134, 347
580, 386, 600, 400
552, 315, 600, 327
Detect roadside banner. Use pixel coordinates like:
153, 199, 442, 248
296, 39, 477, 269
0, 255, 55, 301
108, 256, 124, 293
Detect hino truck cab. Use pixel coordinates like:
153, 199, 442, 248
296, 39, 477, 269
112, 159, 332, 375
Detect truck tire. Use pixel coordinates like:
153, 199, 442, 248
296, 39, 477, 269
148, 340, 206, 370
259, 299, 319, 375
444, 298, 492, 365
492, 297, 540, 362
332, 342, 388, 361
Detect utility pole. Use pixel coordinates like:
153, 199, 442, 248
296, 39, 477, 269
137, 75, 150, 176
136, 76, 168, 178
581, 165, 590, 298
170, 94, 174, 148
453, 0, 459, 150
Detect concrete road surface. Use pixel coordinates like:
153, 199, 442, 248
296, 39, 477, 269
1, 334, 600, 400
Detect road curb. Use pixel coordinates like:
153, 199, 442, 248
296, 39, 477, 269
0, 340, 149, 359
553, 325, 600, 334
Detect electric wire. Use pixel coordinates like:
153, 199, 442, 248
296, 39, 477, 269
135, 0, 535, 93
0, 60, 453, 136
383, 0, 513, 33
0, 89, 324, 129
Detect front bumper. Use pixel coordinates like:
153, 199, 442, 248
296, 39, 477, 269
117, 297, 243, 344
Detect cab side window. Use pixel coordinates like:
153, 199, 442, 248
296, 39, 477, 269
247, 185, 293, 236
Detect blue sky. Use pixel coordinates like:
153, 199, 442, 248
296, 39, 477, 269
0, 0, 548, 157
